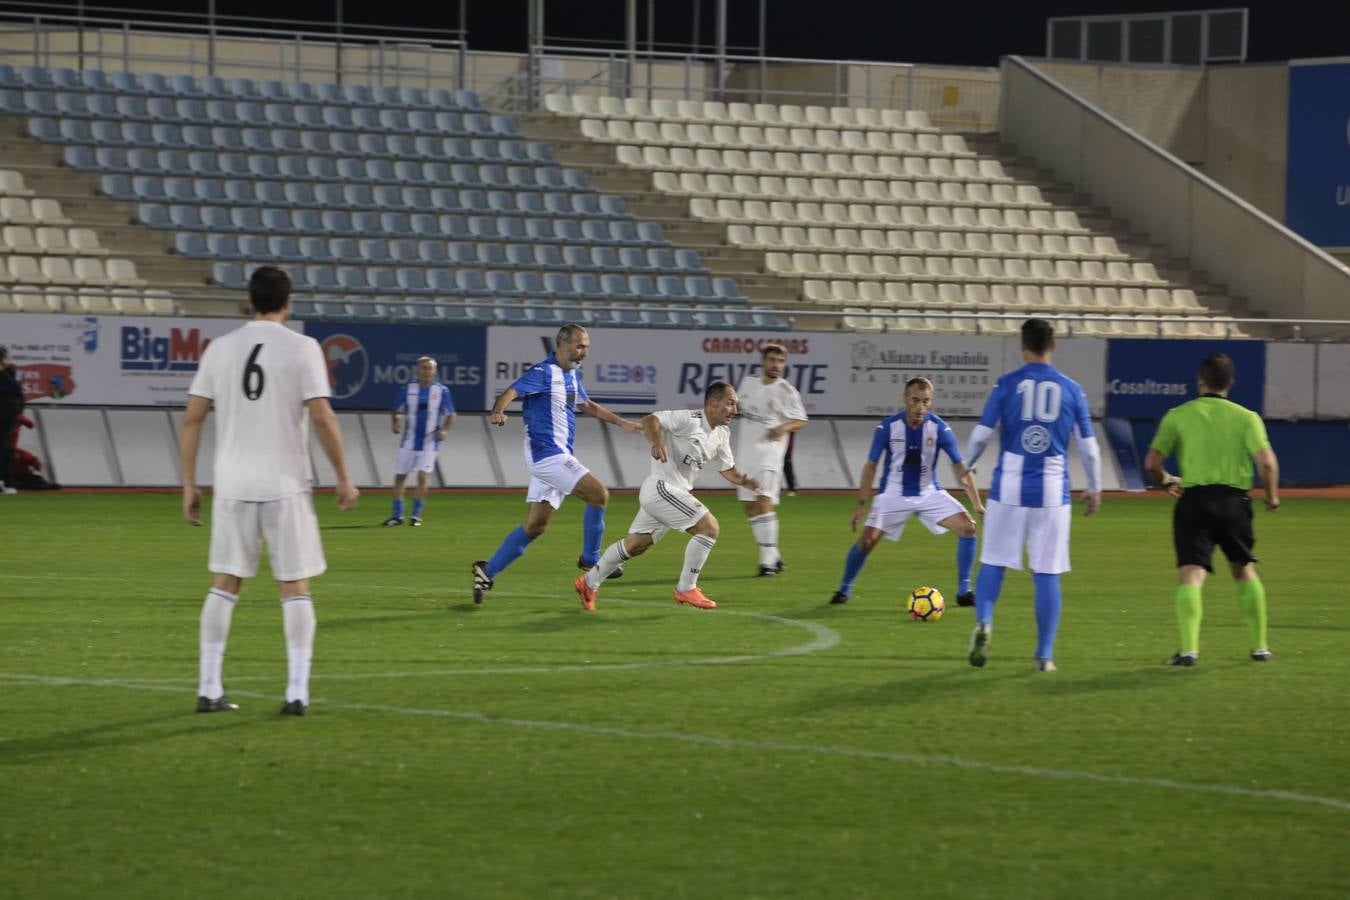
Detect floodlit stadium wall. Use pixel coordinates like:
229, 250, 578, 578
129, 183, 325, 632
5, 314, 1350, 487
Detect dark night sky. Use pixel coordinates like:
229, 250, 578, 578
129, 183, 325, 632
13, 1, 1350, 67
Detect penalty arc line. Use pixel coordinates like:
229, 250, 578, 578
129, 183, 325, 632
2, 671, 1349, 813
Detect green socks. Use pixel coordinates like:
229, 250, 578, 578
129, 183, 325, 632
1236, 578, 1269, 650
1175, 584, 1202, 654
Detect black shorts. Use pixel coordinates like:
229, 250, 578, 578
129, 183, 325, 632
1173, 485, 1258, 572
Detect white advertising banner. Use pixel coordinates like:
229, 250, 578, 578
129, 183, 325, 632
485, 327, 1017, 418
0, 313, 258, 406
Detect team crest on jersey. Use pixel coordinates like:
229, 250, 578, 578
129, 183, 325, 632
1021, 424, 1051, 454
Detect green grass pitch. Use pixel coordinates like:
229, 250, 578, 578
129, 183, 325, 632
3, 491, 1348, 898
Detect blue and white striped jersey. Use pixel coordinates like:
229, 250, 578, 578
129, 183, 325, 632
868, 411, 962, 497
513, 357, 590, 463
394, 381, 454, 452
978, 362, 1093, 507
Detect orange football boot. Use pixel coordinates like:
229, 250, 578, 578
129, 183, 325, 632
673, 587, 717, 609
573, 574, 597, 611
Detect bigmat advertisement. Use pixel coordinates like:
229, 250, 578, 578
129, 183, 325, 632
0, 313, 256, 406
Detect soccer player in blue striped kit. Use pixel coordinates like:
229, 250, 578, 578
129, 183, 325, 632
963, 319, 1102, 671
829, 376, 984, 607
384, 356, 455, 527
473, 324, 640, 604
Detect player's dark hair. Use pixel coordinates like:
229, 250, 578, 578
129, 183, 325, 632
248, 265, 291, 314
557, 323, 587, 345
905, 376, 933, 393
705, 380, 733, 403
1021, 318, 1055, 355
1198, 354, 1235, 391
761, 342, 787, 359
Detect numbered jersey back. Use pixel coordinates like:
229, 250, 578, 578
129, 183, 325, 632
980, 361, 1093, 508
187, 320, 331, 501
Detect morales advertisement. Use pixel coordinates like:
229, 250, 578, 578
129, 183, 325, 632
1105, 338, 1265, 417
0, 313, 254, 406
302, 322, 488, 411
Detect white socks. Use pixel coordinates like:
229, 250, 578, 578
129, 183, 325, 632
198, 588, 237, 699
282, 595, 316, 705
750, 512, 779, 566
586, 539, 630, 589
677, 535, 717, 592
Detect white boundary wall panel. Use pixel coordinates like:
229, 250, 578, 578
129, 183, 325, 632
311, 413, 376, 487
108, 409, 178, 486
486, 416, 530, 488
610, 417, 656, 488
835, 419, 880, 490
39, 408, 118, 486
573, 417, 617, 487
362, 411, 402, 486
423, 413, 499, 487
1315, 345, 1350, 418
786, 422, 851, 489
170, 409, 216, 486
1264, 343, 1317, 420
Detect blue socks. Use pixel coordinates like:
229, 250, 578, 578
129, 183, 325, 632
392, 498, 405, 519
1032, 572, 1062, 662
956, 535, 976, 595
974, 565, 1005, 627
837, 544, 869, 597
486, 526, 534, 578
412, 498, 425, 518
581, 505, 606, 567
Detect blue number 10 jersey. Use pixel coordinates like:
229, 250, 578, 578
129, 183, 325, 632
978, 362, 1093, 508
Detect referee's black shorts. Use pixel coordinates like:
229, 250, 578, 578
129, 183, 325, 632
1173, 485, 1258, 572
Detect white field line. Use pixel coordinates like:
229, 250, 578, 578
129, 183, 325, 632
2, 671, 1348, 813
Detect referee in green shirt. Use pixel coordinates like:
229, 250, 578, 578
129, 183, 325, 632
1145, 354, 1280, 667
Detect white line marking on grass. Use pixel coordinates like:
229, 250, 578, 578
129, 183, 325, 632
3, 671, 1348, 813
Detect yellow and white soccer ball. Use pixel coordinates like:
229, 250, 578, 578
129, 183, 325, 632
906, 586, 945, 622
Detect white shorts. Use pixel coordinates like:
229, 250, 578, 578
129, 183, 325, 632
525, 453, 589, 510
209, 493, 326, 582
978, 499, 1071, 574
628, 478, 710, 543
865, 489, 967, 541
394, 446, 438, 476
735, 467, 782, 504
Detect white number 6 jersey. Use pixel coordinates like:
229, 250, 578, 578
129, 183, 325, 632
188, 320, 331, 502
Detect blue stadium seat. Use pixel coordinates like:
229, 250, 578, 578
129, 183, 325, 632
0, 89, 24, 114
54, 92, 86, 117
599, 273, 635, 301
418, 240, 449, 264
268, 236, 302, 261
294, 105, 324, 129
524, 298, 567, 326
640, 306, 674, 328
285, 81, 316, 103
390, 239, 420, 262
234, 208, 268, 232
628, 275, 660, 300
111, 71, 142, 93
29, 118, 63, 142
204, 99, 238, 124
554, 220, 584, 244
136, 203, 171, 228
160, 178, 192, 201
378, 108, 410, 133
637, 221, 669, 244
503, 244, 534, 268
22, 91, 57, 115
753, 307, 792, 330
470, 138, 502, 162
142, 73, 172, 95
534, 245, 566, 270
562, 168, 594, 192
176, 233, 209, 257
572, 273, 603, 299
657, 276, 690, 302
299, 237, 333, 262
412, 214, 444, 237
542, 272, 578, 298
380, 212, 413, 235
598, 195, 628, 218
20, 66, 54, 88
333, 266, 366, 292
284, 182, 317, 207
684, 277, 717, 301
195, 179, 227, 202
713, 277, 747, 303
402, 187, 432, 209
533, 168, 566, 191
618, 248, 648, 271
447, 243, 476, 266
358, 239, 392, 263
201, 76, 230, 97
495, 298, 530, 325
454, 270, 486, 295
236, 102, 267, 125
524, 219, 558, 243
100, 174, 135, 199
79, 69, 111, 92
238, 235, 268, 258
692, 305, 732, 329
330, 238, 359, 261
212, 262, 246, 287
91, 120, 122, 143
580, 220, 610, 243
674, 250, 710, 274
647, 249, 678, 271
367, 267, 398, 292
526, 142, 555, 164
171, 74, 206, 98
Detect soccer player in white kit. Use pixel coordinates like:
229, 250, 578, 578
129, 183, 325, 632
735, 343, 808, 576
180, 266, 359, 715
573, 381, 760, 611
383, 356, 455, 527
